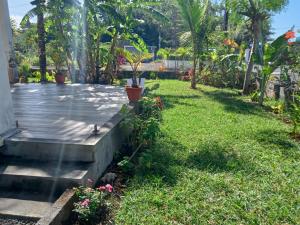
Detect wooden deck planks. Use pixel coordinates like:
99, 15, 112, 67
11, 84, 128, 142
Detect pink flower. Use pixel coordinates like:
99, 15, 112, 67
97, 186, 106, 191
80, 199, 90, 207
105, 184, 113, 193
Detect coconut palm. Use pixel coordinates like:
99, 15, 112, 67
228, 0, 289, 94
22, 0, 47, 83
176, 0, 210, 89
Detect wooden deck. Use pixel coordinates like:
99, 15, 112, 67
10, 84, 128, 142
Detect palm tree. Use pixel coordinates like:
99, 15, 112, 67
229, 0, 289, 94
176, 0, 210, 89
22, 0, 47, 83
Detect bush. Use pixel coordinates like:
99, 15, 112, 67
28, 71, 55, 83
287, 95, 300, 136
118, 96, 163, 173
18, 63, 31, 78
73, 183, 113, 222
149, 72, 157, 80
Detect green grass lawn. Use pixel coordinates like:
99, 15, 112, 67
115, 80, 300, 225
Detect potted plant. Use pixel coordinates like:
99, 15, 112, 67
49, 43, 66, 84
54, 70, 65, 84
18, 62, 31, 83
122, 49, 152, 102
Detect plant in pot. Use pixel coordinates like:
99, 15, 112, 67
49, 43, 66, 84
122, 49, 152, 102
18, 62, 31, 83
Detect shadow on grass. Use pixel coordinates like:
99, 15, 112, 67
186, 142, 254, 173
254, 129, 298, 157
132, 135, 257, 187
133, 136, 186, 186
146, 93, 200, 109
201, 89, 266, 116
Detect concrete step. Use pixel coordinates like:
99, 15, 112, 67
0, 158, 93, 195
3, 138, 96, 162
0, 189, 55, 219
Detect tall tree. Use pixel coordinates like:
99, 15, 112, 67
176, 0, 210, 89
229, 0, 289, 94
22, 0, 47, 83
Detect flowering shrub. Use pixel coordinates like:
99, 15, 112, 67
73, 183, 113, 222
224, 39, 239, 48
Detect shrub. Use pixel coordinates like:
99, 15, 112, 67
149, 72, 157, 80
117, 156, 135, 174
118, 96, 163, 173
28, 71, 55, 83
18, 63, 31, 78
73, 184, 113, 222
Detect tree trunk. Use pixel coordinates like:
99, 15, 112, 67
223, 8, 229, 31
243, 21, 259, 94
56, 15, 75, 82
258, 75, 266, 105
191, 55, 197, 89
37, 12, 47, 83
104, 32, 118, 84
95, 34, 101, 84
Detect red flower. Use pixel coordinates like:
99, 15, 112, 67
285, 31, 296, 40
288, 41, 296, 46
105, 184, 113, 193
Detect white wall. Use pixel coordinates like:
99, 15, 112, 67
0, 0, 15, 135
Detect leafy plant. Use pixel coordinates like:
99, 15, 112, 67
250, 91, 259, 102
288, 102, 300, 136
271, 102, 285, 114
122, 49, 152, 87
149, 72, 157, 80
18, 62, 31, 79
73, 183, 113, 222
118, 97, 162, 172
117, 156, 135, 174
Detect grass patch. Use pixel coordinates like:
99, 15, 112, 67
114, 80, 300, 224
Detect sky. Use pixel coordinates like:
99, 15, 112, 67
7, 0, 300, 38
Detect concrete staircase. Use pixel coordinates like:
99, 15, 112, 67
0, 151, 93, 220
0, 156, 92, 194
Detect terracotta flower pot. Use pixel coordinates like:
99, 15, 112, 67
55, 72, 65, 85
125, 86, 142, 102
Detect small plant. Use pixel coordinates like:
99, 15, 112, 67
289, 104, 300, 136
250, 91, 260, 102
271, 102, 285, 114
288, 97, 300, 137
73, 183, 113, 222
117, 156, 135, 173
122, 50, 152, 87
149, 72, 157, 80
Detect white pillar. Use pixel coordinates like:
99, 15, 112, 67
0, 0, 18, 83
0, 0, 15, 136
